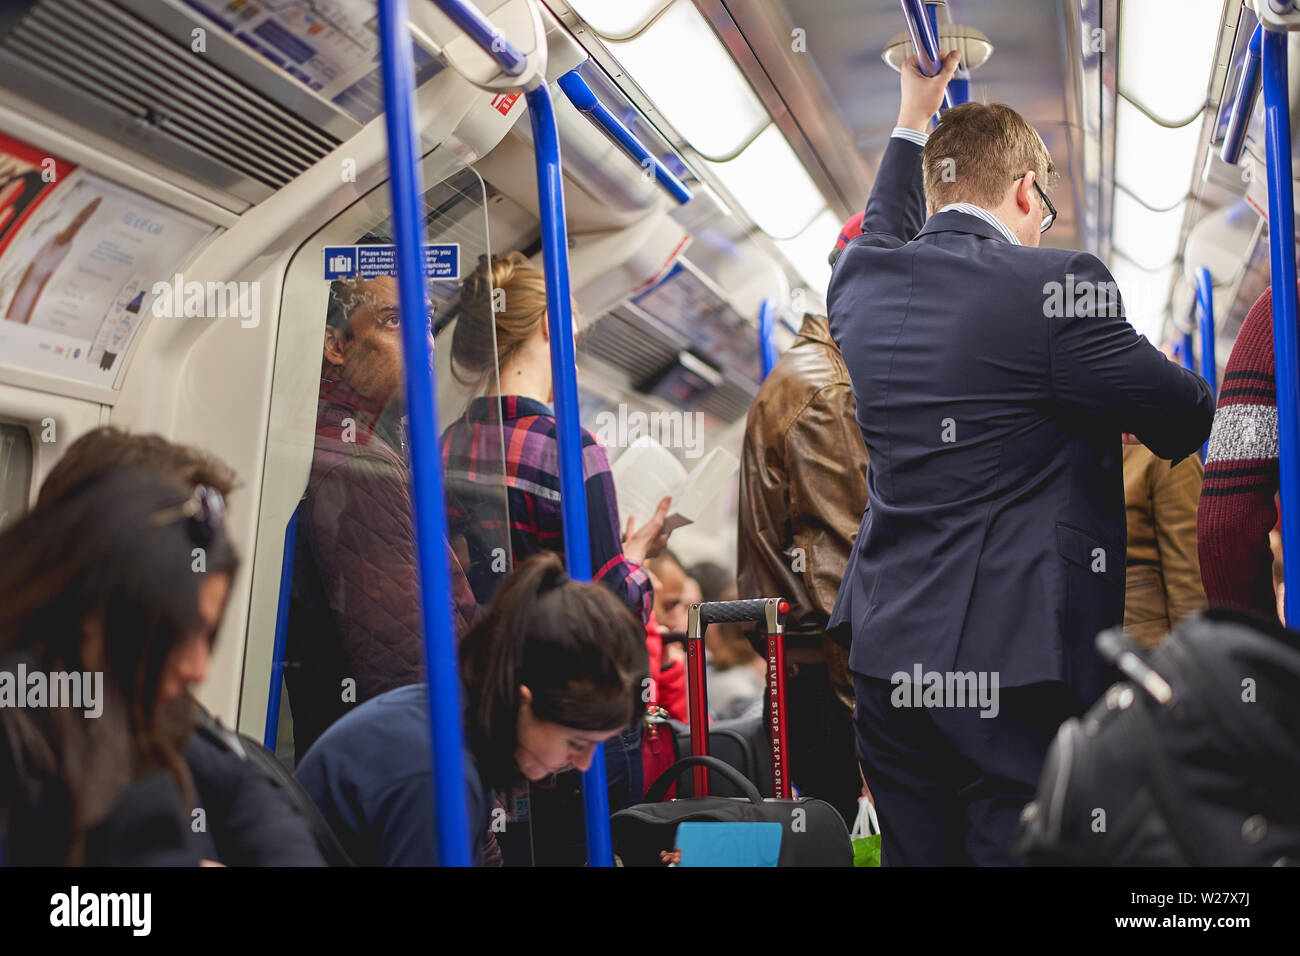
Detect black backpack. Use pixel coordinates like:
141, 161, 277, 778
1016, 609, 1300, 866
194, 711, 354, 866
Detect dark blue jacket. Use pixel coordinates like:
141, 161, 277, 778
295, 684, 489, 866
827, 136, 1215, 706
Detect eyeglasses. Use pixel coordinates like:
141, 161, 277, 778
151, 484, 227, 548
1014, 174, 1057, 233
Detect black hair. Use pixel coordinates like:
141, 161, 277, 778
0, 466, 239, 863
458, 552, 648, 790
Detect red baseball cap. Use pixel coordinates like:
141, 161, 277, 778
829, 211, 865, 265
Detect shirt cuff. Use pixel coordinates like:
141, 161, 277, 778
891, 126, 929, 147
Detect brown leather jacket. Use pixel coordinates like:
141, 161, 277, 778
1123, 443, 1207, 647
737, 314, 867, 705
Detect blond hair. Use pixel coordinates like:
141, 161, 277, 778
451, 252, 550, 388
922, 102, 1057, 210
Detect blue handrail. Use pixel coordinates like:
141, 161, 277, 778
1221, 23, 1263, 165
926, 1, 967, 106
758, 298, 778, 379
1196, 268, 1216, 397
1262, 25, 1300, 626
557, 70, 693, 205
524, 78, 614, 867
263, 507, 299, 750
1196, 267, 1216, 463
377, 0, 472, 866
900, 0, 952, 108
430, 0, 527, 76
1179, 330, 1195, 371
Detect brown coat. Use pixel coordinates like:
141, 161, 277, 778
737, 314, 867, 705
1123, 443, 1207, 647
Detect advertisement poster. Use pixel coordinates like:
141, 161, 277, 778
0, 161, 214, 389
0, 133, 76, 260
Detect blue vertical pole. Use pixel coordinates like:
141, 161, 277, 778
758, 298, 778, 379
1196, 267, 1216, 463
1179, 330, 1195, 371
1196, 268, 1217, 397
524, 79, 614, 867
377, 0, 471, 866
264, 508, 298, 750
1262, 25, 1300, 626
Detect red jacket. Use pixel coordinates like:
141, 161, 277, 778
643, 610, 687, 722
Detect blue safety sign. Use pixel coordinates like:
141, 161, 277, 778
324, 244, 459, 280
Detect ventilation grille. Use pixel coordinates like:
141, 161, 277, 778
3, 0, 341, 193
697, 380, 757, 423
578, 308, 757, 424
579, 309, 680, 381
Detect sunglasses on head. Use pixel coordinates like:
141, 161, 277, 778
150, 484, 226, 548
1013, 173, 1056, 233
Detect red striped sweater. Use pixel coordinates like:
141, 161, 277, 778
1197, 286, 1280, 617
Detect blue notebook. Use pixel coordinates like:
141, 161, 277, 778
675, 822, 783, 867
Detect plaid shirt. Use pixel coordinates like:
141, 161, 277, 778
441, 394, 653, 625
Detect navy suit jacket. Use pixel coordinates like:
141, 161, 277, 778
827, 136, 1215, 706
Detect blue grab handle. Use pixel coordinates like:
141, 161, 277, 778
1221, 23, 1263, 166
429, 0, 527, 76
557, 70, 693, 205
377, 0, 472, 867
758, 298, 778, 379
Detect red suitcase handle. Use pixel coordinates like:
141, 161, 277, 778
684, 598, 790, 798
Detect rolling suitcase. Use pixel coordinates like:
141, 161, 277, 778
611, 598, 853, 866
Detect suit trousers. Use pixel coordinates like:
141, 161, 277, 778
852, 673, 1083, 865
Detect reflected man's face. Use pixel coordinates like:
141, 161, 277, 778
326, 276, 408, 408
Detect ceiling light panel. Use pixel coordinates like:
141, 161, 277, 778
1118, 0, 1224, 124
704, 124, 826, 239
566, 0, 675, 40
605, 0, 769, 160
1112, 191, 1187, 271
1114, 98, 1200, 210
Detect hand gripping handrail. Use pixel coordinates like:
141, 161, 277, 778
926, 0, 968, 106
427, 0, 615, 867
377, 0, 472, 866
557, 70, 693, 205
900, 0, 953, 108
1261, 23, 1300, 625
1221, 24, 1263, 165
758, 298, 778, 379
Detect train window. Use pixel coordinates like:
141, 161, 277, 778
0, 422, 32, 531
244, 162, 513, 801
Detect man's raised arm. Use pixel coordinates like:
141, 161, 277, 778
858, 50, 960, 246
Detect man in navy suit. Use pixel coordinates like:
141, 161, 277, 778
828, 57, 1215, 865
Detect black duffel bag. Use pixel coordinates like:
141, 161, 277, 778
1016, 609, 1300, 866
612, 755, 852, 866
